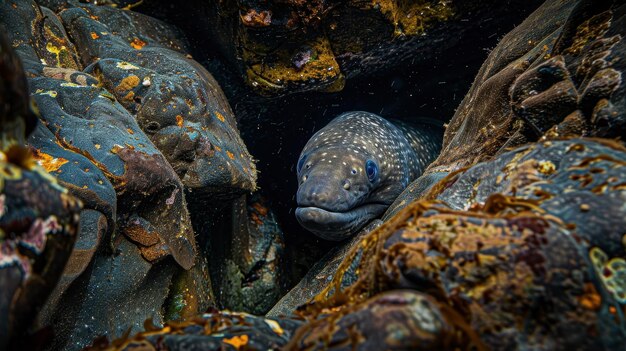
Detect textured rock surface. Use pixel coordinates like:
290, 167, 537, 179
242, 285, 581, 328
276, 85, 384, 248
429, 0, 625, 174
302, 138, 626, 350
0, 1, 254, 349
83, 311, 303, 351
206, 193, 286, 316
153, 0, 543, 96
59, 2, 256, 196
285, 290, 485, 351
0, 30, 82, 350
382, 0, 626, 218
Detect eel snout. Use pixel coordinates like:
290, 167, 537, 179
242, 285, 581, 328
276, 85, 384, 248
295, 203, 388, 241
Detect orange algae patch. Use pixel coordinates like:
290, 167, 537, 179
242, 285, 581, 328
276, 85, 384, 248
176, 115, 184, 127
116, 75, 140, 91
130, 37, 147, 50
578, 283, 602, 310
226, 151, 235, 160
223, 335, 249, 349
90, 32, 100, 40
32, 149, 68, 172
215, 111, 225, 122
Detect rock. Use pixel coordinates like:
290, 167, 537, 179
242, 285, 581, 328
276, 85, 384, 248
82, 311, 303, 351
301, 138, 626, 350
390, 0, 626, 215
0, 30, 82, 350
37, 1, 146, 13
59, 2, 257, 197
156, 0, 544, 96
48, 240, 178, 351
213, 193, 286, 315
430, 0, 625, 174
284, 290, 485, 351
0, 151, 82, 350
266, 227, 366, 318
0, 1, 235, 348
5, 0, 195, 267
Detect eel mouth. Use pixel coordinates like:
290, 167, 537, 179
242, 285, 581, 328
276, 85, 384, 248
295, 203, 388, 241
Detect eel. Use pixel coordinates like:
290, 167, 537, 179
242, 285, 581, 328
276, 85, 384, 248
295, 111, 443, 240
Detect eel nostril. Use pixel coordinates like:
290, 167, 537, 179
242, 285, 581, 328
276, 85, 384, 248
343, 180, 351, 190
302, 175, 308, 182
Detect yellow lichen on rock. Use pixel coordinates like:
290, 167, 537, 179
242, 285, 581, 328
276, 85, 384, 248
244, 36, 344, 95
373, 0, 454, 36
31, 149, 69, 173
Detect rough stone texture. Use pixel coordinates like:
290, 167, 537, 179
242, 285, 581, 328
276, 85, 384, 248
0, 149, 81, 350
0, 30, 82, 350
428, 0, 625, 175
58, 2, 257, 197
0, 1, 258, 349
284, 290, 484, 351
301, 138, 626, 350
83, 311, 303, 351
3, 0, 196, 269
154, 0, 543, 96
379, 0, 626, 218
212, 193, 286, 315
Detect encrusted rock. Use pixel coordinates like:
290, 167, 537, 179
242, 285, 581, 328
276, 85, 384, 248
156, 0, 544, 95
83, 311, 302, 351
0, 1, 255, 348
59, 2, 257, 196
0, 30, 82, 350
301, 138, 626, 350
212, 193, 286, 315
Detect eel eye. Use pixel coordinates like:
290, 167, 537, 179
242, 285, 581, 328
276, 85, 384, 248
297, 154, 308, 173
365, 160, 378, 182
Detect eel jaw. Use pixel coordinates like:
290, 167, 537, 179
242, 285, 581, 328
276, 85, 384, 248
295, 203, 388, 241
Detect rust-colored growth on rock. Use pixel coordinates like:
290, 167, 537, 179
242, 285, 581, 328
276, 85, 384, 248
294, 197, 584, 348
249, 201, 269, 226
374, 0, 454, 36
244, 36, 344, 95
115, 75, 140, 92
241, 9, 272, 27
215, 111, 225, 122
124, 223, 160, 247
578, 283, 602, 310
31, 148, 68, 173
223, 335, 249, 348
130, 37, 147, 50
83, 311, 291, 351
565, 11, 612, 55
